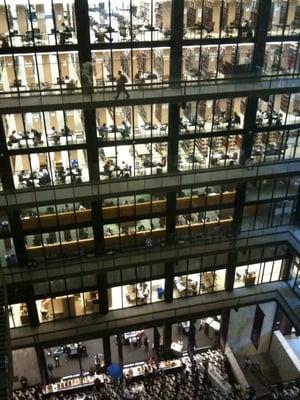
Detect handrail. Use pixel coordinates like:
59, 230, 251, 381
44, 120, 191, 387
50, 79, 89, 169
250, 362, 274, 391
1, 72, 299, 99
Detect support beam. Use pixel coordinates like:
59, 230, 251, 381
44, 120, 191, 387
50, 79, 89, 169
169, 0, 184, 82
8, 211, 28, 267
83, 109, 99, 182
166, 192, 177, 244
92, 201, 105, 256
102, 333, 111, 366
163, 322, 172, 349
225, 251, 237, 292
253, 0, 272, 70
74, 0, 93, 92
219, 310, 230, 346
97, 271, 108, 315
0, 117, 14, 190
164, 262, 174, 303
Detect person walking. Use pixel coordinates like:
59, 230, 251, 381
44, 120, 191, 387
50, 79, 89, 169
115, 70, 129, 99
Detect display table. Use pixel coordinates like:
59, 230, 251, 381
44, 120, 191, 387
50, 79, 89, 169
171, 341, 183, 353
43, 373, 105, 396
208, 365, 232, 395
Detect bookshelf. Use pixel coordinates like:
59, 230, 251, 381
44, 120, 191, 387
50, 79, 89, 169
138, 105, 147, 123
155, 104, 162, 122
153, 49, 163, 76
120, 52, 130, 78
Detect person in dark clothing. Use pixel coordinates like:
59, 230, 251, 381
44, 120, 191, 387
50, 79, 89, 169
115, 70, 129, 99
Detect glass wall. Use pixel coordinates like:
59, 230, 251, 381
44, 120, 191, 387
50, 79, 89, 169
36, 291, 99, 323
21, 201, 91, 230
182, 44, 254, 80
242, 199, 296, 231
245, 176, 300, 202
269, 0, 300, 36
255, 94, 300, 127
288, 256, 300, 294
9, 303, 30, 328
0, 237, 17, 267
96, 104, 168, 142
0, 51, 80, 93
92, 47, 170, 88
264, 42, 300, 76
99, 142, 168, 180
25, 226, 94, 260
0, 0, 77, 47
234, 259, 284, 288
183, 0, 258, 39
88, 0, 172, 43
173, 269, 226, 299
4, 110, 85, 149
109, 279, 165, 309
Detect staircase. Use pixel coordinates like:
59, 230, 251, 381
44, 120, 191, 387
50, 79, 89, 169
0, 283, 11, 399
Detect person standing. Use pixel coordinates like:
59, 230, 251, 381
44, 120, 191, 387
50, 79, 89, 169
144, 336, 149, 352
115, 70, 129, 99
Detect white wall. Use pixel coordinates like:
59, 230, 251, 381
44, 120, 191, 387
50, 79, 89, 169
227, 302, 277, 356
12, 347, 41, 389
270, 331, 300, 381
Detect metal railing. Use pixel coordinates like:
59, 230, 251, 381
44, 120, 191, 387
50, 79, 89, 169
0, 72, 299, 101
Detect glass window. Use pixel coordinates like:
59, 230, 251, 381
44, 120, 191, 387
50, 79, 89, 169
234, 259, 283, 288
9, 303, 30, 328
89, 0, 171, 43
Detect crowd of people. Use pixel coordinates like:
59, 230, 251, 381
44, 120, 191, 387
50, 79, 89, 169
12, 348, 266, 400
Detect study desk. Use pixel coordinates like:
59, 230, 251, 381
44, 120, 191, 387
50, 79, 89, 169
135, 144, 150, 156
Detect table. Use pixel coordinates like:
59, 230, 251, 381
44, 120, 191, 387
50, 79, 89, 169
124, 330, 144, 340
208, 365, 232, 395
171, 342, 183, 353
102, 147, 116, 158
135, 144, 150, 156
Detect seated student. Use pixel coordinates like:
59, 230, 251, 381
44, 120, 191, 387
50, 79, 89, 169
97, 123, 108, 139
94, 28, 112, 43
120, 121, 130, 138
31, 129, 43, 145
7, 130, 18, 146
60, 22, 72, 44
38, 168, 50, 185
17, 170, 26, 183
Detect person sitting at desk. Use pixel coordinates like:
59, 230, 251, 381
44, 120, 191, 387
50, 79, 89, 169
7, 130, 19, 146
135, 69, 145, 84
17, 170, 26, 184
103, 160, 114, 178
177, 215, 186, 226
157, 156, 166, 168
1, 36, 9, 48
56, 76, 65, 85
190, 213, 199, 224
60, 22, 72, 44
118, 161, 130, 177
63, 204, 70, 212
38, 168, 50, 185
105, 228, 114, 236
138, 224, 146, 232
79, 203, 86, 211
234, 112, 241, 126
61, 125, 71, 136
97, 123, 108, 140
120, 121, 130, 138
94, 28, 112, 43
31, 129, 43, 145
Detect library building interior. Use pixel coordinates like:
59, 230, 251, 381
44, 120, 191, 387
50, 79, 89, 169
0, 0, 300, 399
